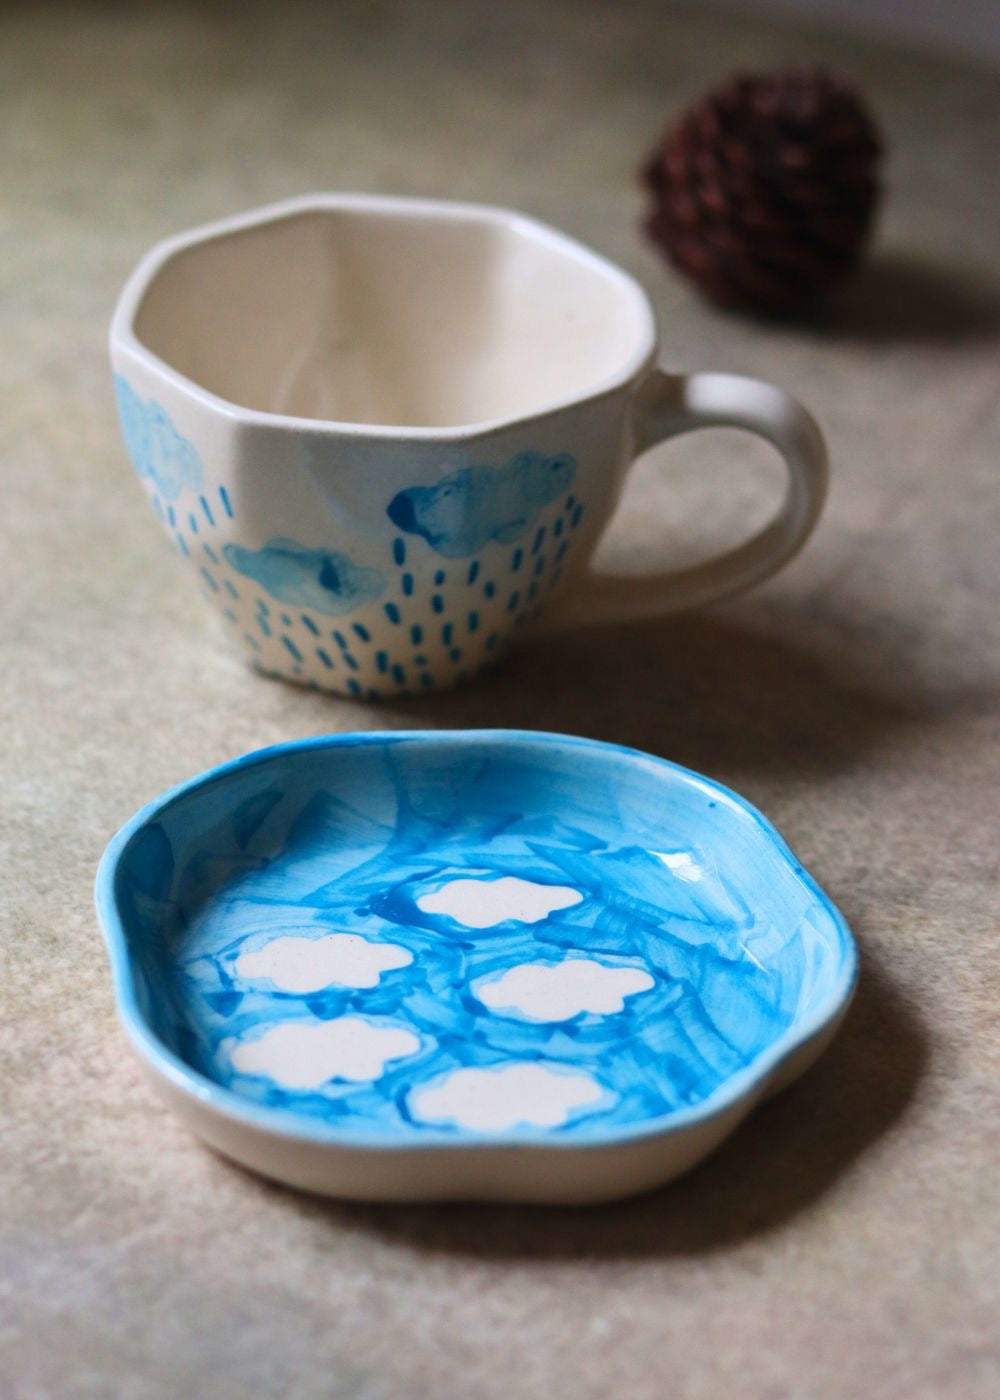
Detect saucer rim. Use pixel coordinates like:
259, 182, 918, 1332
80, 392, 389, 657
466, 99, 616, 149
95, 728, 858, 1154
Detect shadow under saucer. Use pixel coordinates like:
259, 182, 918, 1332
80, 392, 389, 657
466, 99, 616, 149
262, 946, 926, 1257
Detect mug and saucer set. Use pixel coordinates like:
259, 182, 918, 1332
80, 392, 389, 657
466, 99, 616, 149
97, 195, 855, 1202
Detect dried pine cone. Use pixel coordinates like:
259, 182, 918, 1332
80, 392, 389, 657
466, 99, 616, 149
642, 67, 883, 313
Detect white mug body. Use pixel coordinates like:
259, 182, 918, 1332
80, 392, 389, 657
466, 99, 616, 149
109, 352, 633, 695
110, 194, 828, 696
110, 194, 653, 696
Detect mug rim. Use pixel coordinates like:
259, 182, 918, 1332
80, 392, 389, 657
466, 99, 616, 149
109, 192, 659, 443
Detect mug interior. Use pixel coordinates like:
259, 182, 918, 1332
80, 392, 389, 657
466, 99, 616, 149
130, 202, 651, 430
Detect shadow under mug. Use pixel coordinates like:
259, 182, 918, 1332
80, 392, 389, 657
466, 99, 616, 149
109, 194, 827, 698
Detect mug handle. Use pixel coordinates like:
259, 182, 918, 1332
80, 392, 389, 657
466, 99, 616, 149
541, 367, 828, 630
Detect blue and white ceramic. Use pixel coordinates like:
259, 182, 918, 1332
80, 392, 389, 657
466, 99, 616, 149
109, 194, 828, 696
96, 730, 857, 1203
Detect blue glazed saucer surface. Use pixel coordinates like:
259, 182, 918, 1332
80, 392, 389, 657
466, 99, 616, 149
96, 730, 856, 1202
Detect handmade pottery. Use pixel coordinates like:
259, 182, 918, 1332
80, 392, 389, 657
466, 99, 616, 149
109, 194, 828, 696
96, 730, 857, 1203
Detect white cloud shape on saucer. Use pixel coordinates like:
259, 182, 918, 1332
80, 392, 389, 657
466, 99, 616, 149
416, 875, 582, 928
409, 1062, 606, 1131
651, 850, 703, 882
474, 958, 654, 1021
234, 932, 412, 993
230, 1017, 420, 1089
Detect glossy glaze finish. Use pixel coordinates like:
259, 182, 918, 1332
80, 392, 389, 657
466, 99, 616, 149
96, 731, 856, 1201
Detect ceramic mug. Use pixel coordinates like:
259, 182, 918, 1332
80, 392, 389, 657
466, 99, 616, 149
109, 193, 827, 697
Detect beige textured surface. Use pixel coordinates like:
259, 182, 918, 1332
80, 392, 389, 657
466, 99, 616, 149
2, 2, 998, 1396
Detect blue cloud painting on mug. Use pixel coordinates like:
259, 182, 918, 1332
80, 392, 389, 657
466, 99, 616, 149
114, 375, 203, 500
387, 451, 576, 557
223, 538, 387, 615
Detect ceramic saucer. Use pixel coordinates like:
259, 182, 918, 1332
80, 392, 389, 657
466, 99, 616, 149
96, 730, 856, 1202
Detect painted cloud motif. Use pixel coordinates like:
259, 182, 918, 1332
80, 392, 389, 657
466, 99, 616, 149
230, 1017, 421, 1090
416, 875, 583, 928
409, 1062, 607, 1132
474, 958, 655, 1022
234, 932, 412, 994
223, 538, 386, 615
386, 450, 576, 557
114, 375, 202, 500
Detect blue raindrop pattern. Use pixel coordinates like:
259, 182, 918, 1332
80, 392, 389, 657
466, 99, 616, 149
114, 375, 587, 694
